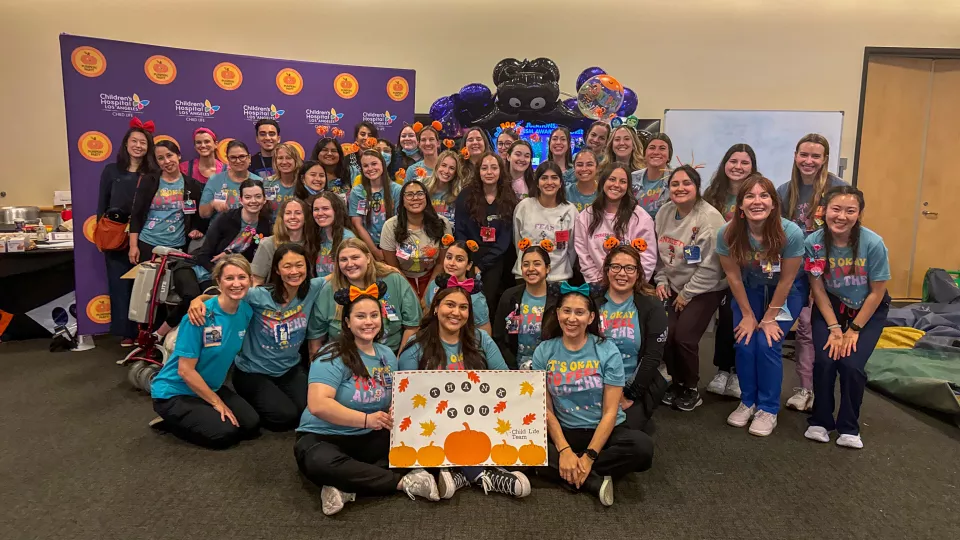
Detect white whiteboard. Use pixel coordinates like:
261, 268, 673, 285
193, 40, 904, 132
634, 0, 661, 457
663, 109, 843, 189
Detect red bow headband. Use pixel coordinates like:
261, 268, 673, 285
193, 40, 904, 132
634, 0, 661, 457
130, 117, 155, 134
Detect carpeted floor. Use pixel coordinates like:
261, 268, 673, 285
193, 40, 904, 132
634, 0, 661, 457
1, 336, 957, 540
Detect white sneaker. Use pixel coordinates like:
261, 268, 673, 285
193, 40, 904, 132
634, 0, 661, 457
748, 411, 778, 437
786, 388, 814, 411
401, 468, 440, 501
658, 364, 672, 383
804, 426, 830, 443
320, 485, 356, 515
598, 476, 614, 507
438, 468, 471, 499
727, 402, 756, 428
705, 371, 729, 395
836, 434, 864, 449
724, 373, 741, 398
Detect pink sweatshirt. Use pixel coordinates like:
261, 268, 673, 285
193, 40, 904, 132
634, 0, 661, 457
574, 205, 658, 283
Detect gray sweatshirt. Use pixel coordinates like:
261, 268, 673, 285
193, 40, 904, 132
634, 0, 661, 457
512, 197, 578, 281
654, 200, 727, 300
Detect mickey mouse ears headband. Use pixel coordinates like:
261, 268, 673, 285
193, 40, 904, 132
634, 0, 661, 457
334, 281, 387, 306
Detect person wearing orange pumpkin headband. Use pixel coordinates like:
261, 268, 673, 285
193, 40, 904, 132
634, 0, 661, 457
423, 150, 463, 228
345, 121, 380, 181
493, 245, 551, 369
423, 240, 492, 335
397, 282, 527, 499
295, 283, 440, 515
574, 162, 657, 284
309, 137, 351, 199
533, 282, 653, 506
380, 180, 453, 298
405, 124, 441, 184
458, 128, 493, 185
512, 161, 578, 282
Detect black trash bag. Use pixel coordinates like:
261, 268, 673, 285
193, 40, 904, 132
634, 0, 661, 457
922, 268, 960, 304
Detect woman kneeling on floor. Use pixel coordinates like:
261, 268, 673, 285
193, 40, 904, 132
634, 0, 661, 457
295, 282, 439, 515
399, 275, 530, 499
150, 255, 260, 449
533, 282, 654, 506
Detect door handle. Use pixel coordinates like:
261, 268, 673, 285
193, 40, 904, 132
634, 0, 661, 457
922, 210, 939, 217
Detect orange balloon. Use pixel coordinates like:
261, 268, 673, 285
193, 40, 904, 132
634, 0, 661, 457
599, 75, 623, 93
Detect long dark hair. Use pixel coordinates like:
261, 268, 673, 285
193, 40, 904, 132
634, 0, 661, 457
506, 140, 536, 196
822, 185, 865, 277
238, 178, 270, 220
600, 245, 656, 296
294, 160, 325, 200
117, 126, 158, 175
541, 289, 604, 342
394, 180, 446, 245
703, 143, 757, 213
589, 161, 636, 237
267, 243, 311, 304
446, 241, 479, 279
310, 137, 348, 183
723, 173, 785, 266
529, 161, 569, 204
354, 121, 379, 141
305, 191, 350, 258
547, 126, 573, 168
465, 152, 518, 224
358, 149, 396, 228
315, 296, 385, 379
409, 287, 486, 370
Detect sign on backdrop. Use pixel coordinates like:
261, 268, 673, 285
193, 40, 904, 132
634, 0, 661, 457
389, 370, 548, 468
59, 35, 416, 334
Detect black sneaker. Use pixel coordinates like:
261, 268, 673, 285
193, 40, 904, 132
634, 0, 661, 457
661, 383, 680, 406
478, 467, 531, 498
675, 386, 703, 412
438, 469, 471, 499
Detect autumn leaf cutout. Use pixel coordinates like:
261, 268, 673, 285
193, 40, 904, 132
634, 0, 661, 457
397, 377, 409, 393
399, 416, 412, 431
420, 420, 437, 437
522, 413, 537, 425
467, 371, 481, 384
495, 418, 511, 434
520, 381, 534, 396
436, 400, 449, 414
412, 394, 427, 408
493, 401, 507, 414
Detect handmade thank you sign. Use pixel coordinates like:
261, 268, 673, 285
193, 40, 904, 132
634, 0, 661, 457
389, 371, 548, 468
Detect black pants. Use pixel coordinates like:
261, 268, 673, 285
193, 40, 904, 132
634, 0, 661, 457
104, 249, 137, 339
664, 290, 725, 388
542, 423, 653, 488
153, 386, 260, 449
713, 288, 736, 373
232, 365, 307, 432
167, 267, 211, 327
294, 430, 404, 496
480, 258, 506, 312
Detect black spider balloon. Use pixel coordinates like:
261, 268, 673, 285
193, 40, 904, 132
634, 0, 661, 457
473, 57, 583, 128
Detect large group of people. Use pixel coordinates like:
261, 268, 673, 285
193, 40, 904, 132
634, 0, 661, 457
95, 116, 891, 514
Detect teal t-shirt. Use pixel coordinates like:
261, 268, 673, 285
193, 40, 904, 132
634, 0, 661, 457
263, 177, 297, 224
348, 182, 402, 245
565, 183, 598, 213
297, 343, 397, 436
716, 217, 806, 288
234, 278, 326, 377
307, 272, 422, 351
139, 175, 186, 248
805, 227, 890, 309
515, 290, 546, 368
562, 168, 576, 185
327, 176, 351, 200
316, 228, 357, 278
720, 193, 737, 222
424, 281, 490, 327
151, 297, 254, 400
398, 329, 507, 371
600, 293, 643, 382
430, 191, 456, 229
405, 160, 435, 184
531, 335, 626, 429
200, 171, 263, 210
631, 169, 668, 218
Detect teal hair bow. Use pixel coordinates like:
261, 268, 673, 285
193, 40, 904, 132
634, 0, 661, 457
559, 281, 590, 297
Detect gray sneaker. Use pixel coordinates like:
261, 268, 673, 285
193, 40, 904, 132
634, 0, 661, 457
724, 373, 741, 398
401, 468, 440, 501
705, 371, 729, 395
320, 485, 355, 516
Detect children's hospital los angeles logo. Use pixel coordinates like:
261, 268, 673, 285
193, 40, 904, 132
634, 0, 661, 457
306, 107, 345, 126
243, 104, 284, 123
98, 92, 151, 117
363, 110, 398, 129
175, 98, 221, 123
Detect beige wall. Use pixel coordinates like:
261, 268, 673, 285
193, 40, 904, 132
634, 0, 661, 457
2, 0, 959, 206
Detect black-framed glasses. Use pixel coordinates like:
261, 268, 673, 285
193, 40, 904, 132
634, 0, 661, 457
227, 154, 250, 162
607, 263, 638, 275
403, 191, 426, 200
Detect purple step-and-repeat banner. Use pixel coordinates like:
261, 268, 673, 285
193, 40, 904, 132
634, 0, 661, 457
60, 34, 416, 334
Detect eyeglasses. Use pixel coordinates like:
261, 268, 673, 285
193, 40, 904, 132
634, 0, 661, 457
497, 142, 512, 149
227, 154, 250, 162
403, 191, 426, 200
607, 263, 638, 275
319, 148, 339, 154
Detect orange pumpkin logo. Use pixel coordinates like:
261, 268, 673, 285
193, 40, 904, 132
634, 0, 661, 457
276, 67, 303, 96
144, 55, 177, 85
539, 239, 555, 253
71, 46, 106, 77
153, 134, 180, 151
78, 131, 112, 163
334, 73, 359, 99
518, 441, 547, 466
82, 215, 98, 243
213, 62, 243, 91
491, 440, 519, 466
389, 442, 417, 467
517, 238, 531, 251
603, 236, 620, 251
416, 442, 445, 467
85, 295, 111, 324
286, 141, 305, 160
631, 238, 648, 252
443, 423, 491, 466
386, 76, 409, 102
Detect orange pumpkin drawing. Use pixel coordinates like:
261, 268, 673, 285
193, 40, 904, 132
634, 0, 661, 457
389, 442, 417, 467
491, 440, 519, 466
518, 441, 547, 466
443, 423, 491, 466
603, 236, 620, 251
631, 238, 648, 252
540, 239, 555, 252
517, 237, 531, 250
417, 442, 445, 467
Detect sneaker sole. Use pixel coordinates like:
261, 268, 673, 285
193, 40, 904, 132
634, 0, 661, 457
675, 398, 702, 412
437, 470, 456, 499
804, 432, 830, 443
727, 416, 751, 428
748, 425, 776, 437
598, 476, 614, 507
514, 471, 532, 498
705, 384, 726, 395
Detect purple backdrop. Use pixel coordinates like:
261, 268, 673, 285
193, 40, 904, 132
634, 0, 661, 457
59, 34, 416, 334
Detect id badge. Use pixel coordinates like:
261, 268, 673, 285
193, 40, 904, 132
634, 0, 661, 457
182, 200, 197, 215
214, 190, 228, 202
265, 186, 279, 201
356, 198, 368, 215
683, 245, 702, 264
203, 325, 222, 347
274, 322, 290, 344
762, 260, 781, 274
506, 312, 521, 334
480, 226, 496, 242
775, 305, 793, 322
396, 243, 414, 261
383, 301, 400, 321
555, 230, 570, 243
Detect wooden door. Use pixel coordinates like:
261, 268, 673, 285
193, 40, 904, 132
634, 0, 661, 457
909, 60, 960, 298
856, 57, 932, 298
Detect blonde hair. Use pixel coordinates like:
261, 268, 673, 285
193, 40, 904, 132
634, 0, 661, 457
785, 133, 831, 223
602, 126, 646, 172
330, 237, 399, 290
269, 143, 304, 182
424, 150, 464, 205
212, 254, 252, 283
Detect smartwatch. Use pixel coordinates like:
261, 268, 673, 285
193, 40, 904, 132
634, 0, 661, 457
849, 321, 863, 332
584, 448, 599, 461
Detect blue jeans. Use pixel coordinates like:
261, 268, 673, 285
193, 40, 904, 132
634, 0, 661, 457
104, 249, 138, 339
731, 281, 807, 414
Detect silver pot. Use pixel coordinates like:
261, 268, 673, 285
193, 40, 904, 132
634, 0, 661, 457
0, 206, 41, 225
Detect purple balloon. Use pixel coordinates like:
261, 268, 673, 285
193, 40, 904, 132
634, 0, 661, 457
429, 96, 455, 121
563, 98, 578, 111
576, 67, 606, 92
437, 110, 461, 139
459, 83, 492, 105
617, 87, 638, 117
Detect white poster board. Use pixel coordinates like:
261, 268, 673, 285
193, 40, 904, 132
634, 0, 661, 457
389, 370, 548, 468
663, 109, 844, 188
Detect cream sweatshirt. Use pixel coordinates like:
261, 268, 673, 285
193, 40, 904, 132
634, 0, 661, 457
512, 198, 579, 281
654, 200, 727, 300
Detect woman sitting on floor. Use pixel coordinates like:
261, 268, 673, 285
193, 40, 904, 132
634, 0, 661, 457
294, 281, 439, 515
493, 245, 551, 370
423, 239, 492, 334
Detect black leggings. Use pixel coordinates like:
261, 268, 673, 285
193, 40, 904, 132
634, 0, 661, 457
480, 258, 506, 312
153, 386, 260, 449
541, 423, 653, 488
166, 267, 211, 327
294, 430, 404, 496
713, 289, 736, 373
232, 365, 307, 432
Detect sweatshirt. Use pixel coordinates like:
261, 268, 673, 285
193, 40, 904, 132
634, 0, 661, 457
453, 187, 514, 272
654, 200, 727, 300
512, 198, 578, 281
573, 205, 658, 284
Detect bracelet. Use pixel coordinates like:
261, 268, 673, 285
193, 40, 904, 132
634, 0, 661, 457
827, 324, 841, 330
759, 319, 776, 325
558, 445, 572, 455
363, 413, 368, 428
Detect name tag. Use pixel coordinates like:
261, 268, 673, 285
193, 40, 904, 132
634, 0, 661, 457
203, 325, 222, 347
480, 226, 496, 242
396, 243, 415, 261
214, 190, 227, 202
505, 311, 521, 334
182, 200, 197, 215
356, 198, 368, 215
555, 230, 570, 243
274, 322, 290, 344
383, 301, 400, 321
683, 245, 701, 264
265, 186, 280, 201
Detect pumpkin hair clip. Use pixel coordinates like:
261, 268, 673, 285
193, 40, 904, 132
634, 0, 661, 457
674, 152, 705, 170
395, 169, 407, 181
465, 240, 479, 252
631, 238, 647, 252
441, 234, 455, 247
412, 121, 424, 133
331, 127, 345, 139
315, 125, 329, 137
443, 138, 455, 149
460, 147, 470, 159
602, 236, 621, 251
518, 237, 554, 253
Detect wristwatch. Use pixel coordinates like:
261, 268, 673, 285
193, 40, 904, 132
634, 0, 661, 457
849, 321, 863, 332
584, 448, 599, 461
